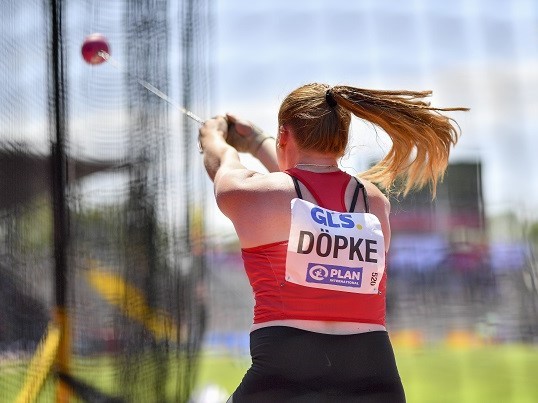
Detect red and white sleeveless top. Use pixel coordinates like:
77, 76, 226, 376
241, 168, 387, 326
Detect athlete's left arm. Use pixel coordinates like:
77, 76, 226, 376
199, 116, 244, 182
199, 116, 265, 217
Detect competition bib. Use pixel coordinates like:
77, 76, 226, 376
286, 198, 385, 294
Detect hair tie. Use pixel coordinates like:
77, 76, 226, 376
325, 89, 337, 108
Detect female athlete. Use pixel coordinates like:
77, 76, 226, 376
199, 83, 467, 402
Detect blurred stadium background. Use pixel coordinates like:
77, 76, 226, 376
1, 0, 537, 402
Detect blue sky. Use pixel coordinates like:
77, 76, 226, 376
2, 0, 536, 228
211, 0, 538, 221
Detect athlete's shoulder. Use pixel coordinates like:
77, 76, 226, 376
215, 170, 294, 219
356, 177, 391, 215
356, 176, 391, 249
216, 169, 289, 193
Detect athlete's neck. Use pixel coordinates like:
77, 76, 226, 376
294, 162, 339, 173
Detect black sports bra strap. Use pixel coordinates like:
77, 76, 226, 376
361, 179, 370, 213
349, 177, 370, 213
293, 174, 369, 212
349, 179, 361, 212
291, 176, 303, 199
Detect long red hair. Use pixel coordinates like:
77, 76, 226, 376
278, 83, 469, 196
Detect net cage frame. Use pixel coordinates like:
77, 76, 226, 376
0, 0, 213, 401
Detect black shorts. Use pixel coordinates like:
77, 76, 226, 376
230, 327, 405, 403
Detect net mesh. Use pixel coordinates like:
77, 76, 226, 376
0, 0, 211, 401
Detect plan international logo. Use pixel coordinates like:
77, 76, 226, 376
305, 263, 363, 288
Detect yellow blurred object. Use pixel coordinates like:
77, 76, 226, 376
445, 330, 483, 349
15, 323, 60, 403
390, 329, 424, 349
86, 267, 180, 341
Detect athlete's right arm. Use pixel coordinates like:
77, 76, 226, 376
361, 179, 392, 252
225, 114, 279, 173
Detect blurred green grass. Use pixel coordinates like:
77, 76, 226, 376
1, 345, 537, 402
196, 344, 538, 403
396, 345, 538, 403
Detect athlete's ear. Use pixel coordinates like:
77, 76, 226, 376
278, 125, 290, 147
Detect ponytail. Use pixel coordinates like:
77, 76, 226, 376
331, 86, 469, 197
